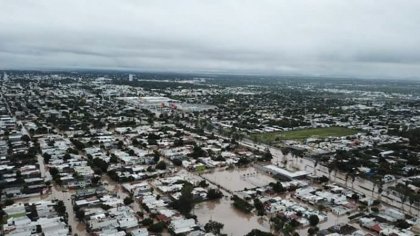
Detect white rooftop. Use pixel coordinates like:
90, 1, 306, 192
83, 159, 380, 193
264, 165, 308, 179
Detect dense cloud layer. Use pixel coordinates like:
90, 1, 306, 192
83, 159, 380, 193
1, 0, 420, 78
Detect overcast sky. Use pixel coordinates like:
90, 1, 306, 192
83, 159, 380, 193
1, 0, 420, 79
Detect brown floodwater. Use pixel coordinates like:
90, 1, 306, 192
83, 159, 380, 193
203, 167, 276, 192
20, 135, 417, 236
15, 186, 87, 236
194, 197, 272, 236
27, 154, 88, 235
102, 175, 142, 212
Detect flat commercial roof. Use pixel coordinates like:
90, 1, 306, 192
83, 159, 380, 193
140, 96, 174, 102
264, 165, 308, 179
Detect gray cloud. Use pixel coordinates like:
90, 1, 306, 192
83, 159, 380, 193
1, 0, 420, 78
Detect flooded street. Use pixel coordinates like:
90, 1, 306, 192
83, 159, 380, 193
14, 186, 87, 236
194, 148, 356, 235
27, 154, 88, 235
15, 176, 144, 236
194, 197, 272, 236
241, 139, 420, 216
50, 187, 88, 236
194, 191, 352, 236
185, 164, 274, 235
102, 175, 142, 212
292, 196, 351, 235
15, 134, 416, 236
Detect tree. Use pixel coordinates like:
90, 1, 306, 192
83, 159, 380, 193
67, 148, 79, 155
107, 170, 119, 182
42, 153, 51, 164
395, 219, 411, 229
146, 166, 154, 172
21, 134, 31, 143
153, 150, 160, 163
155, 161, 167, 170
75, 208, 85, 220
254, 199, 265, 216
270, 216, 286, 231
245, 229, 274, 236
173, 183, 194, 215
70, 138, 85, 150
90, 158, 109, 173
117, 140, 124, 149
132, 138, 140, 146
262, 148, 273, 162
237, 157, 251, 166
350, 193, 359, 201
189, 145, 207, 158
307, 227, 317, 236
207, 189, 223, 200
91, 176, 101, 186
173, 138, 184, 147
124, 197, 134, 205
204, 220, 224, 234
232, 195, 253, 213
4, 199, 15, 206
308, 215, 319, 227
54, 201, 66, 217
198, 180, 209, 188
63, 153, 71, 161
49, 167, 62, 185
15, 170, 23, 183
318, 176, 329, 183
149, 222, 165, 233
141, 218, 153, 226
110, 154, 118, 163
172, 158, 183, 166
283, 223, 297, 236
137, 211, 144, 218
128, 149, 135, 156
212, 155, 226, 162
270, 182, 285, 193
148, 138, 158, 145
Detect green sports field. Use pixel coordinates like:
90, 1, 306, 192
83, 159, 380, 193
250, 127, 358, 143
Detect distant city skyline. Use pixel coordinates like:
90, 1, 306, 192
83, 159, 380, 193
1, 0, 420, 79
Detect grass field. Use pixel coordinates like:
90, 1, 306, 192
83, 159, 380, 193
250, 127, 358, 143
7, 212, 27, 219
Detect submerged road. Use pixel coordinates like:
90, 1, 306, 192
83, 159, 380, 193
209, 132, 420, 216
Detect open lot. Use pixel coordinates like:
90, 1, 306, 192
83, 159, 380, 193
250, 127, 359, 143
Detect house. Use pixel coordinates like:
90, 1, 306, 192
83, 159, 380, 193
131, 228, 149, 236
169, 218, 198, 235
384, 208, 405, 221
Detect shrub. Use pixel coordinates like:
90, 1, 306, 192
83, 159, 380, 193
149, 222, 165, 233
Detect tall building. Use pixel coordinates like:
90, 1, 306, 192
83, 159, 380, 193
2, 72, 8, 81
